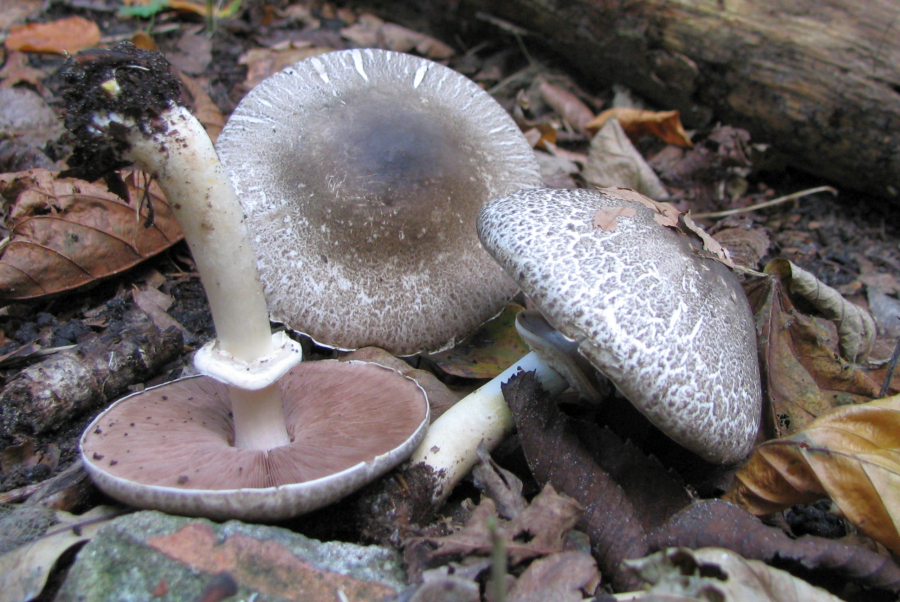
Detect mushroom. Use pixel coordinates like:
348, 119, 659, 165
215, 48, 542, 356
63, 43, 429, 519
411, 186, 761, 502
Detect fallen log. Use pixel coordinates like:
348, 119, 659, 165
459, 0, 900, 200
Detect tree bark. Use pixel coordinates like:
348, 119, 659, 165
463, 0, 900, 200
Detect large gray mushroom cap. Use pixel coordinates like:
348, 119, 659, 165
216, 49, 541, 355
477, 187, 762, 464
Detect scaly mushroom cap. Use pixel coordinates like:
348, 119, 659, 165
477, 187, 761, 464
81, 360, 429, 520
216, 49, 542, 355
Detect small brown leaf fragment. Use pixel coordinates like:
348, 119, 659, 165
502, 371, 648, 591
725, 396, 900, 555
683, 212, 735, 268
0, 52, 46, 89
602, 187, 681, 229
5, 16, 100, 54
586, 108, 693, 148
592, 206, 636, 231
538, 81, 595, 135
509, 551, 600, 602
649, 499, 900, 593
472, 443, 527, 519
714, 227, 770, 271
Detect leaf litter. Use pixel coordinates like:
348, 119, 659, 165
3, 1, 900, 600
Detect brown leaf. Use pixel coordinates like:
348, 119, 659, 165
744, 274, 881, 438
649, 499, 900, 593
725, 396, 900, 555
178, 72, 225, 143
539, 82, 595, 135
683, 212, 735, 268
428, 484, 582, 566
502, 371, 649, 591
592, 206, 636, 231
341, 14, 454, 60
472, 443, 527, 520
5, 16, 100, 54
586, 108, 693, 148
509, 551, 600, 602
238, 47, 332, 91
0, 169, 183, 302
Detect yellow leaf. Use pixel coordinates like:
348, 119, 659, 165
725, 396, 900, 554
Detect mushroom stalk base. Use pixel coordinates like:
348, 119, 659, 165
410, 350, 566, 504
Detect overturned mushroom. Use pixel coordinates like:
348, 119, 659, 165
64, 43, 429, 519
215, 48, 542, 355
411, 187, 761, 502
479, 187, 761, 463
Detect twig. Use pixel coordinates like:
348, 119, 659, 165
693, 186, 838, 219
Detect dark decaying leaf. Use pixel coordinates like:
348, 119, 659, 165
649, 500, 900, 593
502, 371, 649, 591
426, 483, 581, 566
0, 169, 183, 303
471, 442, 527, 520
744, 274, 881, 439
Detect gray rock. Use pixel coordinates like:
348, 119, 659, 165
56, 510, 406, 602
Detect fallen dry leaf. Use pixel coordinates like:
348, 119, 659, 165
427, 484, 582, 566
624, 547, 844, 602
0, 52, 46, 90
0, 169, 183, 302
0, 505, 119, 602
744, 273, 881, 438
178, 72, 225, 143
0, 438, 58, 477
714, 227, 771, 271
592, 206, 636, 231
238, 46, 332, 91
586, 107, 693, 148
5, 16, 100, 54
582, 119, 670, 199
683, 212, 735, 268
725, 395, 900, 555
538, 81, 595, 135
767, 258, 877, 363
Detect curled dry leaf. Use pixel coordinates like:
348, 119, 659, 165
509, 551, 600, 602
0, 169, 183, 302
767, 258, 876, 363
341, 13, 454, 59
744, 273, 881, 439
586, 107, 693, 148
683, 213, 735, 268
624, 547, 844, 602
725, 396, 900, 555
4, 16, 100, 54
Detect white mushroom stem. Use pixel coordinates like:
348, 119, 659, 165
102, 104, 299, 449
410, 351, 567, 504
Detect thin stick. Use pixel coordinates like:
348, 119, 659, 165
693, 186, 838, 219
